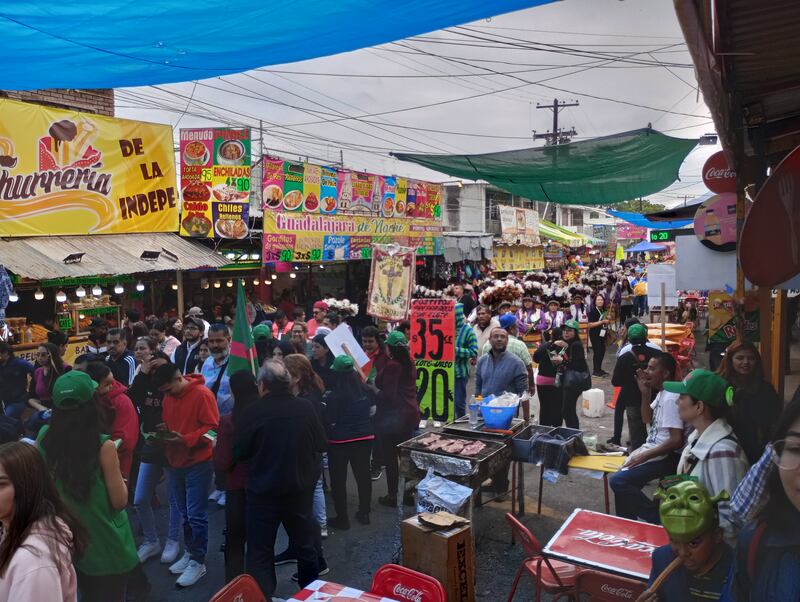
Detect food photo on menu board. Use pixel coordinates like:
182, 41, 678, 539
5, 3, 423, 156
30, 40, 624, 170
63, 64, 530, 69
179, 128, 251, 239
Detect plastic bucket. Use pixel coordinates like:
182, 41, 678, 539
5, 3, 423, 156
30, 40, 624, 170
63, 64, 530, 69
581, 388, 605, 418
480, 403, 517, 430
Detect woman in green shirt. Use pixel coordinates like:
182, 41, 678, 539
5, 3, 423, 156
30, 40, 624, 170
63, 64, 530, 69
37, 370, 149, 602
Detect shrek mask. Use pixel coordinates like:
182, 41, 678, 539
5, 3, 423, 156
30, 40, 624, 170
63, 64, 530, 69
655, 479, 729, 543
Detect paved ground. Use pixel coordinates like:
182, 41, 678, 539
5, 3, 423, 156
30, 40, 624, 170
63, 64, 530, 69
138, 339, 709, 601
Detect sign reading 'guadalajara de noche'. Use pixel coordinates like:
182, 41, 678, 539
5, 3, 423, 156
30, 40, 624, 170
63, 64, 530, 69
0, 99, 177, 236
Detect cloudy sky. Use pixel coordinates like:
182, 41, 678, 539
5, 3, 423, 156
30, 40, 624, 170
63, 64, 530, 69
116, 0, 717, 208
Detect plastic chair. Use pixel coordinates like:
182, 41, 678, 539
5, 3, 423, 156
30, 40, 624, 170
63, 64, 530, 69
505, 513, 577, 602
675, 338, 695, 379
573, 568, 647, 601
370, 564, 446, 602
209, 574, 267, 602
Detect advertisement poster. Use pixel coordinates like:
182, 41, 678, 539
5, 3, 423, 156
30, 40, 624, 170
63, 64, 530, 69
179, 127, 251, 239
498, 206, 542, 246
708, 291, 760, 344
367, 244, 416, 322
0, 98, 177, 236
616, 223, 647, 240
492, 244, 545, 272
411, 299, 455, 423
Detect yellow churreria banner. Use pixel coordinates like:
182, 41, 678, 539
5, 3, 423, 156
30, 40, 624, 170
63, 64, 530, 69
0, 98, 178, 236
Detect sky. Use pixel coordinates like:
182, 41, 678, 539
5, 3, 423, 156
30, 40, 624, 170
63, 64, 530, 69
115, 0, 718, 209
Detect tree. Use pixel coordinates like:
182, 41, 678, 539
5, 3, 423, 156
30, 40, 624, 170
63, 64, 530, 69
605, 199, 666, 214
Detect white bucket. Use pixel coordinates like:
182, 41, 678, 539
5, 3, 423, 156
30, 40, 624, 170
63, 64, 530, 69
582, 388, 605, 418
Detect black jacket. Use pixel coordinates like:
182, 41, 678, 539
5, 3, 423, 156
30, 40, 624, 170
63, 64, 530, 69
127, 371, 166, 464
533, 342, 559, 379
234, 392, 327, 496
323, 381, 374, 443
173, 340, 201, 375
611, 343, 659, 408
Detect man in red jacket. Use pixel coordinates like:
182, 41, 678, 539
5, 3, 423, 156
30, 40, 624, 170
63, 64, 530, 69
153, 362, 220, 589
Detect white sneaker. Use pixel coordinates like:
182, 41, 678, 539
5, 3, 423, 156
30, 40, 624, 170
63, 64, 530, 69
217, 491, 226, 507
161, 539, 181, 564
137, 541, 161, 563
169, 552, 191, 575
176, 560, 206, 587
321, 527, 328, 539
208, 489, 222, 502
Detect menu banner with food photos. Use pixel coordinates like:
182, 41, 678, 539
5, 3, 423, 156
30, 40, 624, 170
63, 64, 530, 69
0, 98, 177, 236
179, 128, 251, 239
261, 157, 442, 219
261, 212, 443, 262
492, 244, 545, 272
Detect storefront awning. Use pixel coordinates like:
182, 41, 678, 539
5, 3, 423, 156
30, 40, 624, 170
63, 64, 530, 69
0, 233, 228, 280
625, 241, 667, 253
539, 220, 586, 248
393, 128, 698, 205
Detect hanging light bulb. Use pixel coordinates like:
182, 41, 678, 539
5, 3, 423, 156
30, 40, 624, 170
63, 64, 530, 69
114, 283, 124, 294
55, 290, 67, 303
225, 252, 236, 260
318, 264, 325, 270
226, 279, 233, 288
8, 291, 18, 303
289, 273, 297, 279
136, 281, 145, 292
75, 286, 86, 298
91, 284, 102, 296
201, 278, 209, 290
265, 280, 272, 286
271, 274, 277, 280
253, 278, 260, 286
293, 265, 299, 271
250, 253, 260, 261
34, 288, 45, 300
213, 280, 221, 289
171, 283, 178, 291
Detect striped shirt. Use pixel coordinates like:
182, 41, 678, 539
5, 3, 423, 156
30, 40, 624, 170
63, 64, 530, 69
454, 324, 478, 380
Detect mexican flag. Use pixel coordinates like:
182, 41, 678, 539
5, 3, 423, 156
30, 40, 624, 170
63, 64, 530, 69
227, 279, 258, 377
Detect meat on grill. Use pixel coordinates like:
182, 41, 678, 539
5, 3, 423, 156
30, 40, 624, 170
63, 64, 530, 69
416, 434, 488, 457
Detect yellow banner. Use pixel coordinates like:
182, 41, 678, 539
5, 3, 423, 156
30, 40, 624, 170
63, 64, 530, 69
0, 98, 177, 236
492, 244, 544, 272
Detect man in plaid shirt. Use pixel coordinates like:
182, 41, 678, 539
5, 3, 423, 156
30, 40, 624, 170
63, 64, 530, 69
454, 302, 478, 418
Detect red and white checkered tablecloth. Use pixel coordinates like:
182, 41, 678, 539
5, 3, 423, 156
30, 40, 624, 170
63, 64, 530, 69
286, 580, 400, 602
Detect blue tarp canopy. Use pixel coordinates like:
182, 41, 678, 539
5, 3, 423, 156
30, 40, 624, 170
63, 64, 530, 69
625, 241, 668, 253
0, 1, 553, 90
608, 210, 692, 229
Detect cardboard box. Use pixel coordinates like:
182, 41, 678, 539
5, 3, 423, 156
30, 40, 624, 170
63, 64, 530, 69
401, 515, 475, 602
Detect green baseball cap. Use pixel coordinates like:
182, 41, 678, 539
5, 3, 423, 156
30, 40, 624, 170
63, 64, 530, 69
252, 324, 272, 341
332, 355, 355, 372
627, 323, 647, 343
386, 330, 408, 347
663, 369, 733, 407
53, 370, 98, 409
564, 319, 580, 332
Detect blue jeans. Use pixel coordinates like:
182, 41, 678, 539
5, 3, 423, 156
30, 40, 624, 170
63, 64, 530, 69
609, 454, 679, 523
454, 376, 467, 418
134, 461, 181, 545
168, 461, 212, 563
313, 471, 326, 529
4, 402, 25, 420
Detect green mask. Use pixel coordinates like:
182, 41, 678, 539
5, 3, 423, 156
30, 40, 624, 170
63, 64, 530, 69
655, 478, 729, 543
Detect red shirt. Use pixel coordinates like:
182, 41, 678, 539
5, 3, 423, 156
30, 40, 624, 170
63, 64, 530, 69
105, 380, 139, 479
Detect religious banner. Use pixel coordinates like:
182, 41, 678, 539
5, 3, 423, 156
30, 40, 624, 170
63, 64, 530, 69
498, 206, 541, 246
0, 98, 177, 236
179, 127, 251, 239
411, 299, 455, 423
367, 244, 416, 322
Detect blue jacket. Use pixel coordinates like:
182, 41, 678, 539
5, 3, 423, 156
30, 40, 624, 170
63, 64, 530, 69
475, 350, 527, 398
733, 520, 800, 600
0, 357, 34, 407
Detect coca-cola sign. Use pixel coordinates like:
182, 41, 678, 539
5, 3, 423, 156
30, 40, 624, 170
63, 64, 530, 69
393, 584, 424, 602
702, 150, 737, 193
601, 583, 635, 599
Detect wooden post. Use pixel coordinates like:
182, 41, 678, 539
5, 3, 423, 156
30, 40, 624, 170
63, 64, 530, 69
759, 287, 773, 376
176, 270, 185, 317
771, 290, 788, 399
660, 282, 666, 349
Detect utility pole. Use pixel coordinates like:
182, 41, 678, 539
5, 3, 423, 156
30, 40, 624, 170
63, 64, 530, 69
533, 98, 579, 145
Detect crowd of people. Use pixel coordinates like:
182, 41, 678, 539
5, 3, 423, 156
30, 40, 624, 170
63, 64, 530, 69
0, 261, 797, 601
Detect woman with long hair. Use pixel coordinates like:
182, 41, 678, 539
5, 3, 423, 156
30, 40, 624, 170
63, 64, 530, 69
127, 337, 182, 565
587, 294, 611, 377
37, 371, 147, 601
374, 331, 419, 507
551, 320, 589, 429
25, 342, 69, 435
733, 396, 800, 597
619, 279, 634, 325
717, 341, 783, 464
215, 370, 259, 582
323, 355, 373, 529
0, 441, 86, 601
310, 334, 335, 390
194, 339, 210, 374
532, 328, 564, 427
285, 354, 325, 409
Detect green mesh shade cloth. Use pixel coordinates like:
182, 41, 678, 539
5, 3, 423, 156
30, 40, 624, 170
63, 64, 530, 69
394, 128, 698, 205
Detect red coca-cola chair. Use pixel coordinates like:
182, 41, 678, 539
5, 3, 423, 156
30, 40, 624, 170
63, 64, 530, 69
573, 568, 647, 601
370, 564, 446, 602
505, 513, 577, 602
209, 574, 267, 602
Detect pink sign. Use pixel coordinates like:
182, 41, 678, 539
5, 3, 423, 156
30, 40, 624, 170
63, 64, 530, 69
543, 509, 668, 580
616, 223, 648, 240
693, 192, 738, 252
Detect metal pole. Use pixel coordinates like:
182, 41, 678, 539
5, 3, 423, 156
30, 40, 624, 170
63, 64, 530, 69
660, 282, 666, 349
